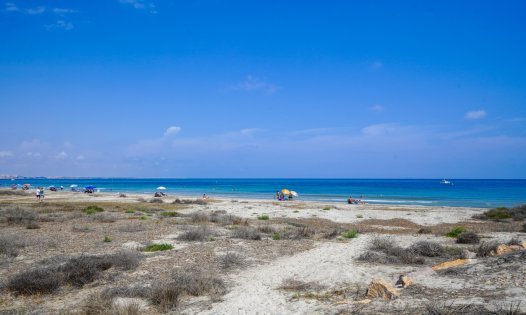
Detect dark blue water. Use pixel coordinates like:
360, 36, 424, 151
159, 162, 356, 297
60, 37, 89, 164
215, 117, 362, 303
3, 178, 525, 208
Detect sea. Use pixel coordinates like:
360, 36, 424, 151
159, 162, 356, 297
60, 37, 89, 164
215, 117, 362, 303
3, 178, 525, 208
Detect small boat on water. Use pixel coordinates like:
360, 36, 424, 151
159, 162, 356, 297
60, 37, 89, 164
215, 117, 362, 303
440, 179, 451, 185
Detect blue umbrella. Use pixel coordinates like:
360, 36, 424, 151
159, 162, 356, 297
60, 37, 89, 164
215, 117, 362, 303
85, 185, 95, 190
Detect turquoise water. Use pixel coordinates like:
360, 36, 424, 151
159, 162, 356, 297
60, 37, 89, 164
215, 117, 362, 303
3, 178, 526, 208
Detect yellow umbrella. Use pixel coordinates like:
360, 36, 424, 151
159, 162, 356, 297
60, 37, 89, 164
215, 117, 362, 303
281, 189, 291, 195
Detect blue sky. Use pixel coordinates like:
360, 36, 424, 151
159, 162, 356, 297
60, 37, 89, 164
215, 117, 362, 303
1, 0, 525, 178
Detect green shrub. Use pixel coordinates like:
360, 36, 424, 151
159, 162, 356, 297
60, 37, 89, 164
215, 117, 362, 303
445, 227, 466, 238
257, 214, 269, 220
125, 209, 135, 214
342, 229, 358, 239
356, 214, 363, 218
144, 244, 173, 252
161, 211, 178, 217
84, 205, 104, 215
272, 232, 281, 240
103, 236, 112, 243
322, 206, 331, 211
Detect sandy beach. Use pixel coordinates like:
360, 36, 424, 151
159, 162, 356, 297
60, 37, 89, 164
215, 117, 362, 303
0, 189, 525, 314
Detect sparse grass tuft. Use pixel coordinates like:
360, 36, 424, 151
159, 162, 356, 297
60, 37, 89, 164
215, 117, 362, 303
189, 211, 210, 223
84, 205, 104, 215
177, 226, 211, 242
257, 214, 269, 220
7, 267, 61, 295
476, 241, 500, 257
322, 206, 331, 211
144, 243, 173, 252
278, 278, 326, 292
358, 237, 425, 265
445, 226, 466, 238
417, 227, 432, 234
2, 206, 38, 226
103, 235, 112, 243
474, 204, 526, 221
272, 232, 281, 240
149, 198, 164, 204
161, 211, 178, 217
217, 252, 245, 270
456, 232, 480, 244
409, 241, 444, 257
0, 233, 25, 257
342, 229, 358, 239
92, 213, 117, 223
231, 226, 262, 240
119, 224, 146, 233
257, 225, 276, 234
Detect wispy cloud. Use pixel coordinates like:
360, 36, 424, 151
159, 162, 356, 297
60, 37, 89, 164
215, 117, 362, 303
370, 104, 384, 112
4, 3, 46, 14
55, 151, 68, 160
52, 8, 77, 15
119, 0, 157, 14
76, 155, 85, 160
465, 109, 486, 120
0, 150, 14, 158
46, 20, 74, 31
232, 75, 279, 95
164, 126, 182, 136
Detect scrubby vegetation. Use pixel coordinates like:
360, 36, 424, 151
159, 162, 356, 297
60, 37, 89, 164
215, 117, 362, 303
84, 205, 104, 215
456, 232, 480, 244
177, 226, 212, 242
231, 226, 262, 240
6, 251, 142, 295
476, 241, 500, 257
0, 233, 25, 257
445, 226, 466, 238
358, 238, 426, 264
409, 241, 444, 257
1, 206, 39, 226
217, 252, 245, 270
474, 204, 526, 221
342, 229, 358, 239
257, 214, 269, 220
161, 211, 178, 217
144, 243, 174, 252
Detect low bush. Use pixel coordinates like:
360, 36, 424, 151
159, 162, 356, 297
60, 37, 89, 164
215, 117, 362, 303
272, 232, 281, 240
278, 278, 326, 292
474, 204, 526, 221
358, 237, 425, 265
507, 238, 522, 246
282, 226, 315, 240
210, 212, 242, 225
2, 207, 38, 226
231, 227, 261, 240
445, 227, 466, 238
257, 225, 276, 234
161, 211, 178, 217
26, 221, 40, 229
409, 241, 444, 257
7, 267, 61, 295
71, 225, 92, 232
82, 293, 141, 315
92, 213, 117, 223
144, 244, 174, 252
322, 206, 331, 211
84, 205, 104, 215
189, 211, 210, 223
217, 252, 245, 270
103, 236, 112, 243
456, 232, 480, 244
476, 241, 500, 257
0, 233, 25, 257
177, 226, 211, 242
118, 224, 146, 233
417, 227, 432, 234
342, 229, 358, 239
149, 198, 164, 204
172, 199, 207, 205
257, 214, 269, 220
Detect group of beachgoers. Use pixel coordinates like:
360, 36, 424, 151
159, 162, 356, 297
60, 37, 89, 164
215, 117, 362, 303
347, 195, 365, 204
35, 187, 46, 201
275, 191, 293, 201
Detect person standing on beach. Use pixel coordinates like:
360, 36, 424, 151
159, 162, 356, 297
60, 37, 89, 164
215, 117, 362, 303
35, 188, 40, 201
39, 187, 45, 201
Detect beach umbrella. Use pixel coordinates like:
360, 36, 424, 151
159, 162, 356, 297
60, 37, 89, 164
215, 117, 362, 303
290, 191, 299, 197
70, 184, 78, 188
85, 185, 95, 190
157, 186, 167, 190
281, 189, 291, 195
23, 184, 30, 187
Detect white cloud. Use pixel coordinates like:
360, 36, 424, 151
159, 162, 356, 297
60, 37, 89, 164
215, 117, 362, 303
119, 0, 157, 13
0, 150, 14, 158
164, 126, 181, 137
25, 152, 42, 158
361, 123, 398, 136
239, 128, 263, 136
26, 6, 45, 15
5, 2, 19, 11
55, 151, 68, 159
465, 110, 486, 120
46, 20, 74, 31
76, 155, 85, 160
52, 8, 77, 15
370, 104, 384, 112
232, 75, 279, 95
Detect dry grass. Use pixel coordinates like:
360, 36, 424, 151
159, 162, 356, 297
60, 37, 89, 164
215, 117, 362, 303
231, 226, 262, 240
456, 232, 480, 244
177, 226, 212, 242
409, 241, 444, 257
358, 237, 425, 264
278, 278, 326, 292
217, 252, 245, 270
82, 293, 141, 315
0, 233, 25, 257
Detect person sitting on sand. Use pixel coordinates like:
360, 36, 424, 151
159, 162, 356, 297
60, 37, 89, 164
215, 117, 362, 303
202, 194, 208, 200
347, 196, 354, 204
